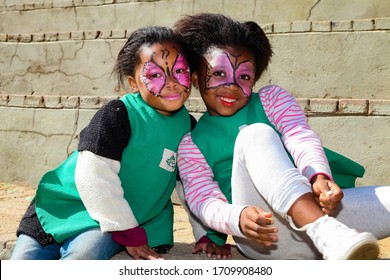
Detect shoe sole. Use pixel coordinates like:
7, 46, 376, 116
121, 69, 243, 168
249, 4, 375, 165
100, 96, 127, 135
345, 240, 379, 260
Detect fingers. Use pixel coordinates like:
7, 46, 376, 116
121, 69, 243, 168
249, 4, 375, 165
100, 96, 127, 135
244, 220, 278, 246
240, 206, 278, 246
126, 245, 164, 260
192, 242, 232, 259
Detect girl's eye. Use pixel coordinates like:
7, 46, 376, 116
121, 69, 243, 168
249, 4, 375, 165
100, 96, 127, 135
213, 71, 225, 77
148, 73, 162, 79
174, 68, 188, 74
239, 74, 251, 80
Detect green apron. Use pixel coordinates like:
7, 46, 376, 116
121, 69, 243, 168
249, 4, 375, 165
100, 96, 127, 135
192, 94, 364, 246
36, 93, 190, 247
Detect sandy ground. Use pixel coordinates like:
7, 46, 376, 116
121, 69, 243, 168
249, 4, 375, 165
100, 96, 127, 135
1, 182, 389, 260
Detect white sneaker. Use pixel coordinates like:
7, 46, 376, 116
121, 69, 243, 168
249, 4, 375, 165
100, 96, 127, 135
305, 215, 379, 260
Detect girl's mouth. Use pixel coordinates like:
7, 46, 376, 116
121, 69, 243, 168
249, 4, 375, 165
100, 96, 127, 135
162, 93, 182, 101
218, 95, 238, 106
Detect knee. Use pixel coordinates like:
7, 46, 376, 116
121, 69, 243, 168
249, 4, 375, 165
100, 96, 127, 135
236, 123, 279, 147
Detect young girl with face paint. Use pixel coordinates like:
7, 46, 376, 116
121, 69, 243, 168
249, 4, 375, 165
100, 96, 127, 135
11, 26, 194, 260
173, 13, 390, 260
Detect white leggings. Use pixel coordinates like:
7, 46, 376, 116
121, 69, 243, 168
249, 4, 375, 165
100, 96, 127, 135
178, 123, 390, 259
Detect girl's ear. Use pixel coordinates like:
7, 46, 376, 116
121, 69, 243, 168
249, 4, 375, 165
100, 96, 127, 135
192, 71, 199, 90
127, 76, 139, 93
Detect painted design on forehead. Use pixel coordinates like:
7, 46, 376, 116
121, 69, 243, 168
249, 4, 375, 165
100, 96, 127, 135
140, 48, 190, 96
205, 52, 254, 97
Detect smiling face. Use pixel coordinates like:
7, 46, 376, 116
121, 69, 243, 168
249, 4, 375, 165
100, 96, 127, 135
128, 42, 191, 115
194, 46, 256, 116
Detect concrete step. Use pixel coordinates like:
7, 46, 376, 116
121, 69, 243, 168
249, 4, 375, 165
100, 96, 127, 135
1, 19, 389, 100
1, 0, 390, 34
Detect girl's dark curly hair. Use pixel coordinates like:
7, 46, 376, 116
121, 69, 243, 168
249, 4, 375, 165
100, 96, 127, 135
113, 26, 192, 88
173, 13, 272, 82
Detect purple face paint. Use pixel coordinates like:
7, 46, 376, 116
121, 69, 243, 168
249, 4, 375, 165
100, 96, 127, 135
141, 51, 190, 96
173, 53, 191, 90
205, 51, 254, 97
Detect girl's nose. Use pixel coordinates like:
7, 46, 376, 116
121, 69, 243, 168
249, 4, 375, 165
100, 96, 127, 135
165, 76, 178, 89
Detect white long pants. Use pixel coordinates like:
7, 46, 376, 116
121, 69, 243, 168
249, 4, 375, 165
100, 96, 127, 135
177, 123, 390, 259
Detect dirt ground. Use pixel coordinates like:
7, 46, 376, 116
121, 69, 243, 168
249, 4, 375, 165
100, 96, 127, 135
1, 182, 389, 260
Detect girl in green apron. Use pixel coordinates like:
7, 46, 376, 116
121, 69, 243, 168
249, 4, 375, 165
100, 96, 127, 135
174, 13, 390, 260
11, 26, 194, 260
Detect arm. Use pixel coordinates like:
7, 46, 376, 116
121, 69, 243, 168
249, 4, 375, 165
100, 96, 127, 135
259, 85, 343, 213
75, 150, 138, 232
177, 133, 246, 238
75, 100, 161, 259
259, 85, 332, 182
178, 134, 277, 249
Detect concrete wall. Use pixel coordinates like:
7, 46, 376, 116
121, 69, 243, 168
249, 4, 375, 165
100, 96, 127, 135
1, 0, 390, 33
1, 95, 389, 187
0, 0, 389, 187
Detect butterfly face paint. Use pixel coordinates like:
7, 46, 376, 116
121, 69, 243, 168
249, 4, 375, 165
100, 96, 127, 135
204, 47, 255, 97
140, 47, 190, 96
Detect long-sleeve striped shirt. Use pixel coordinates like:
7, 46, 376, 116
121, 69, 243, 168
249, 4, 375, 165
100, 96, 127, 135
177, 85, 332, 238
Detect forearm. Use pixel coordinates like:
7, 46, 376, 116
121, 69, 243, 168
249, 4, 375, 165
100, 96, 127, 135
178, 134, 245, 238
75, 150, 139, 232
259, 85, 332, 181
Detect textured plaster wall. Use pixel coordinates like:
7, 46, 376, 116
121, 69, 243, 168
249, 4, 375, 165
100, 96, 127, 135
0, 0, 389, 187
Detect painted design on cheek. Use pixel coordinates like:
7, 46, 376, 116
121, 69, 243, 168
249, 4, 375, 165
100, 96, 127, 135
140, 50, 190, 96
205, 52, 254, 97
141, 55, 166, 97
172, 53, 191, 90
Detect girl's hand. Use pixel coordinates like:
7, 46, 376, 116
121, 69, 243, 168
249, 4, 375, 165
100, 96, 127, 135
192, 236, 232, 259
311, 174, 344, 215
239, 206, 278, 246
125, 244, 164, 260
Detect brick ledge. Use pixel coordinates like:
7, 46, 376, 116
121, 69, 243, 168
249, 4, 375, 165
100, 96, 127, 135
1, 94, 390, 116
0, 17, 389, 43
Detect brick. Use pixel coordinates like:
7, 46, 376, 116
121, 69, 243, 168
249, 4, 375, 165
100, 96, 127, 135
25, 96, 43, 108
84, 30, 100, 40
53, 0, 74, 8
23, 3, 34, 10
99, 30, 112, 39
261, 23, 273, 34
353, 19, 374, 31
273, 22, 291, 33
58, 32, 71, 41
43, 96, 62, 108
339, 99, 368, 114
100, 96, 119, 106
309, 99, 338, 114
0, 94, 9, 106
8, 95, 26, 107
61, 96, 79, 108
369, 100, 390, 116
80, 96, 101, 109
331, 20, 353, 32
0, 34, 7, 42
45, 32, 58, 41
375, 18, 390, 30
291, 21, 311, 33
7, 34, 21, 42
71, 31, 84, 40
111, 29, 126, 39
32, 33, 45, 42
19, 34, 32, 43
312, 21, 331, 32
296, 98, 309, 113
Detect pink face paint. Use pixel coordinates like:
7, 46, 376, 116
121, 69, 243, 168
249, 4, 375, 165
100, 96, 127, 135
173, 53, 191, 90
141, 51, 190, 96
205, 52, 254, 97
141, 60, 166, 96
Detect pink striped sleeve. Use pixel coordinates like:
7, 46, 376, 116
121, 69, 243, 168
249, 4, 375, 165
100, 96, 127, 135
259, 85, 333, 182
177, 133, 245, 237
